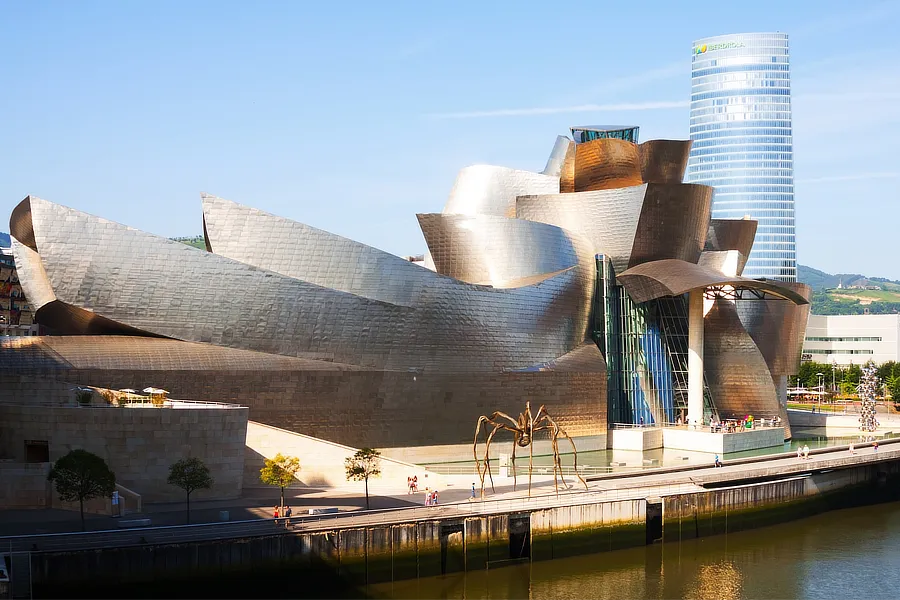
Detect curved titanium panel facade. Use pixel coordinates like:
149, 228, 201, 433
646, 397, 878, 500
704, 298, 791, 437
0, 336, 606, 448
705, 219, 758, 257
517, 185, 647, 274
688, 33, 796, 281
573, 138, 643, 192
15, 196, 593, 373
543, 135, 575, 178
202, 194, 427, 307
638, 140, 692, 183
735, 281, 812, 377
416, 213, 593, 288
10, 238, 56, 311
617, 259, 810, 305
698, 250, 744, 278
442, 165, 559, 217
628, 183, 713, 268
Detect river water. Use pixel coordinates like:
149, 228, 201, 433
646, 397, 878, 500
368, 500, 900, 600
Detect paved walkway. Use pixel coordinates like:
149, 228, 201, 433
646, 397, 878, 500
2, 438, 896, 544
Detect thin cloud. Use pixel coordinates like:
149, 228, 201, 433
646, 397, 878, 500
792, 0, 900, 37
428, 100, 689, 120
796, 172, 900, 184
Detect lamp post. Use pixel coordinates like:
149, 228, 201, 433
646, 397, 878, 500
817, 373, 824, 411
831, 362, 837, 408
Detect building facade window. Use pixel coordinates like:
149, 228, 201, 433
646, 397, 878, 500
687, 33, 796, 282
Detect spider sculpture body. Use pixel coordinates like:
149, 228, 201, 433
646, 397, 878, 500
473, 401, 587, 497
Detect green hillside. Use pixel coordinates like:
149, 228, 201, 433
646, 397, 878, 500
171, 235, 207, 250
799, 264, 900, 315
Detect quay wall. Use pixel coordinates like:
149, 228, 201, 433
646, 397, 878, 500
22, 457, 900, 598
0, 404, 248, 503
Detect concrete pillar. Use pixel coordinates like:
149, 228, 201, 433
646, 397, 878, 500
688, 290, 704, 427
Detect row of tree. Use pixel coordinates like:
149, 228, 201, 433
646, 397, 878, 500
797, 360, 900, 401
261, 448, 382, 509
47, 447, 383, 531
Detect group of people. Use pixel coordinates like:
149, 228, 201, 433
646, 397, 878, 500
272, 505, 293, 523
852, 441, 878, 454
423, 487, 439, 506
796, 444, 811, 459
406, 475, 419, 494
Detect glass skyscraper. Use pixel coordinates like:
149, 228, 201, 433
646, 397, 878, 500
687, 33, 796, 281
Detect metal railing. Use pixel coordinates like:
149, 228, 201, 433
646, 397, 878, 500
421, 463, 645, 477
3, 441, 898, 554
0, 480, 701, 553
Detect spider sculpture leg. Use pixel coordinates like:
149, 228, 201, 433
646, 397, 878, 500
511, 431, 519, 491
473, 416, 490, 495
554, 421, 588, 490
482, 422, 506, 495
528, 424, 534, 498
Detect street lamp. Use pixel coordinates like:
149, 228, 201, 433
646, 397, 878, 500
817, 373, 824, 411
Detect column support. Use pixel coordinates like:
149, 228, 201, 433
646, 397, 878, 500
687, 289, 705, 428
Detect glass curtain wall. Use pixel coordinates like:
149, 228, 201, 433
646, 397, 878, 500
687, 33, 796, 281
594, 255, 716, 425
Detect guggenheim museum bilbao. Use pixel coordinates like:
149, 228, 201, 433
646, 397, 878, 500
0, 125, 811, 454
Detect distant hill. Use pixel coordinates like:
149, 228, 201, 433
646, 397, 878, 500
171, 235, 207, 250
0, 231, 9, 247
797, 264, 900, 291
798, 264, 900, 315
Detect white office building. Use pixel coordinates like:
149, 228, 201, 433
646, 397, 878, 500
803, 314, 900, 366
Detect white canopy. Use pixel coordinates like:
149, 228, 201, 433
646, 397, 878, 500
142, 387, 169, 395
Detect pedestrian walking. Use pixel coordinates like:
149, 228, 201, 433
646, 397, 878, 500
797, 446, 803, 459
849, 442, 855, 455
412, 476, 418, 493
432, 490, 439, 506
714, 454, 722, 468
874, 441, 879, 453
803, 444, 810, 460
407, 476, 412, 494
424, 487, 431, 506
471, 482, 477, 500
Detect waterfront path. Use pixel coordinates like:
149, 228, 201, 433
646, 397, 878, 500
2, 438, 898, 553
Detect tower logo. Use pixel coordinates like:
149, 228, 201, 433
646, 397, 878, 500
695, 41, 746, 55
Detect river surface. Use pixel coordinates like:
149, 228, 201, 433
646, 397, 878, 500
367, 500, 900, 600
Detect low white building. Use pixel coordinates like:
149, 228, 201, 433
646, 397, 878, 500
803, 314, 900, 366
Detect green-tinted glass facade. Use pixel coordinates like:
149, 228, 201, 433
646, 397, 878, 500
594, 255, 715, 425
571, 126, 640, 144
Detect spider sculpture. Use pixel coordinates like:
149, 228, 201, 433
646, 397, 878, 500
473, 401, 587, 497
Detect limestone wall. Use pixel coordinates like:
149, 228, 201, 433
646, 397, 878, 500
0, 461, 50, 508
0, 404, 248, 502
661, 426, 784, 454
244, 421, 442, 492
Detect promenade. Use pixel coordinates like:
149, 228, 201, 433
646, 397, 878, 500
2, 437, 897, 553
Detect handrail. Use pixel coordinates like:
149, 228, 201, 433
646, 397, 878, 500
0, 399, 245, 409
2, 442, 898, 553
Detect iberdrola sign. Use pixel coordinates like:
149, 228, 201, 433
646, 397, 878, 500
695, 41, 746, 54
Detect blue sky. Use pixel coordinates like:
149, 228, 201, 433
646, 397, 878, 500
1, 0, 899, 276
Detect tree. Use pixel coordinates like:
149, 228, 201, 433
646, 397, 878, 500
259, 453, 301, 508
344, 448, 382, 510
168, 457, 214, 524
887, 376, 900, 409
47, 449, 116, 531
